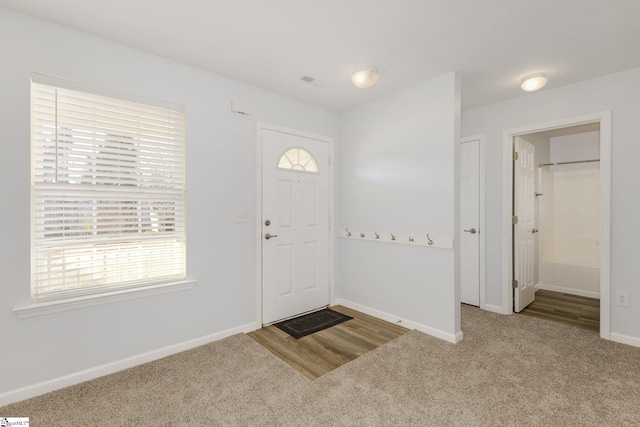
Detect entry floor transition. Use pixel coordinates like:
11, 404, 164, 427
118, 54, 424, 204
248, 305, 409, 379
520, 289, 600, 333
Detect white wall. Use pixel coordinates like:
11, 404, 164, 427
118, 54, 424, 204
539, 165, 601, 294
544, 170, 600, 265
547, 132, 600, 267
539, 131, 600, 295
551, 131, 600, 166
337, 73, 461, 341
0, 7, 339, 400
462, 67, 640, 345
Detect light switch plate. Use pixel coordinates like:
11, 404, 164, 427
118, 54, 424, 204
233, 209, 247, 223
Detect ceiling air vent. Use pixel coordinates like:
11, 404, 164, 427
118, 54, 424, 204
300, 75, 327, 88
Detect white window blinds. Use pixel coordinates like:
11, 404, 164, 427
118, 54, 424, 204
31, 74, 186, 301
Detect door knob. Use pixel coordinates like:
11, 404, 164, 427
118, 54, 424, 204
532, 228, 539, 234
463, 228, 477, 234
264, 233, 278, 240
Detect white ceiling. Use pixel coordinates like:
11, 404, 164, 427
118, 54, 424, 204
2, 0, 639, 111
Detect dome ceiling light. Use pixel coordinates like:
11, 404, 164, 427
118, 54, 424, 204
521, 73, 548, 92
351, 67, 379, 89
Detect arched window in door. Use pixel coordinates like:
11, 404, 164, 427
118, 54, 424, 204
277, 147, 318, 173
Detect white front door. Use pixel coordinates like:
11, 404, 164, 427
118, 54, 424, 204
261, 127, 330, 324
460, 139, 480, 306
513, 137, 536, 312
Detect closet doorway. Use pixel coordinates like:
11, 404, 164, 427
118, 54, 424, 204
513, 123, 600, 316
501, 112, 611, 339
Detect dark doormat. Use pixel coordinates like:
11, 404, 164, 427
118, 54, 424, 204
274, 308, 353, 339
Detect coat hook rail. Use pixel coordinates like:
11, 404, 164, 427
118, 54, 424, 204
338, 228, 454, 249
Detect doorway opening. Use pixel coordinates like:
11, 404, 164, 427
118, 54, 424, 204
513, 123, 601, 332
501, 112, 611, 339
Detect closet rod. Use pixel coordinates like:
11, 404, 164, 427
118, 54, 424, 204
538, 159, 600, 167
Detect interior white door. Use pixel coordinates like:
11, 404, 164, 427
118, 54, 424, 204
513, 137, 536, 312
261, 128, 329, 324
460, 139, 480, 306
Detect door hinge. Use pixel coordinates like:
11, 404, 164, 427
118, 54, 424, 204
512, 215, 518, 224
513, 151, 519, 161
328, 155, 331, 166
512, 279, 519, 289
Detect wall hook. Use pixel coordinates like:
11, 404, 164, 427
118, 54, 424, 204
360, 233, 365, 238
375, 232, 380, 239
391, 233, 396, 241
346, 228, 351, 237
427, 234, 434, 246
408, 236, 414, 242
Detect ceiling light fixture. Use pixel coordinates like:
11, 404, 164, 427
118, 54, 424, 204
351, 67, 379, 89
521, 73, 548, 92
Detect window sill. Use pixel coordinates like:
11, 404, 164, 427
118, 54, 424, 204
13, 280, 196, 319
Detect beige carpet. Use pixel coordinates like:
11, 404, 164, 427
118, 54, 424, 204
2, 305, 640, 426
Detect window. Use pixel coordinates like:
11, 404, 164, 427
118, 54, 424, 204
31, 74, 186, 302
277, 147, 318, 173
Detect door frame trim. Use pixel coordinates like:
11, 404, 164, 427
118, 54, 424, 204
460, 135, 486, 310
255, 121, 335, 326
501, 112, 611, 339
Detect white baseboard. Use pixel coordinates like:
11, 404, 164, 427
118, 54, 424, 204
481, 303, 508, 314
610, 332, 640, 349
333, 299, 462, 344
0, 322, 257, 407
536, 283, 600, 299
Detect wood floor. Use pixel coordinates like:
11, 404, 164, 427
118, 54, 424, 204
247, 305, 409, 380
520, 289, 600, 332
